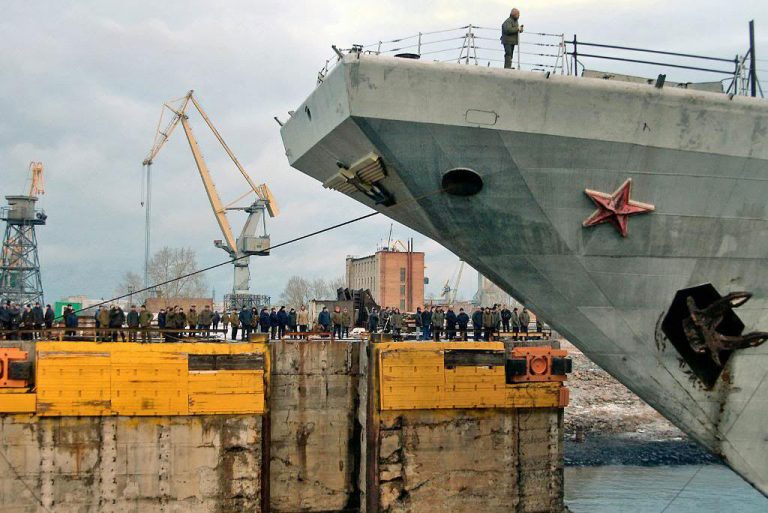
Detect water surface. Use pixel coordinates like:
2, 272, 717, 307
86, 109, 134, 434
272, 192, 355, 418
565, 465, 767, 512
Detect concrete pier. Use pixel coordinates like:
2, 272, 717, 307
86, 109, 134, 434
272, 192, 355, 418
0, 339, 568, 512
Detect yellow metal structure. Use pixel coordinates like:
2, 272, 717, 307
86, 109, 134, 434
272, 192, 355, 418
376, 341, 567, 411
0, 389, 36, 413
142, 90, 278, 250
34, 342, 267, 417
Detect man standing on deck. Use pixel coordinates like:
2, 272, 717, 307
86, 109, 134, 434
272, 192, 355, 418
139, 305, 153, 343
501, 8, 524, 69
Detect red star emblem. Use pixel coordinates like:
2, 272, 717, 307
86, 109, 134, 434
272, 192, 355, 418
583, 179, 654, 237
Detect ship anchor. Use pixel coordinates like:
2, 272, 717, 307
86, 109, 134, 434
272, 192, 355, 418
683, 292, 768, 367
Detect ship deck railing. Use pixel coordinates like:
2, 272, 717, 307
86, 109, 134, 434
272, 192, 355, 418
319, 23, 764, 98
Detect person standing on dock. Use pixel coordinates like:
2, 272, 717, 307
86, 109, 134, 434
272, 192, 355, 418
501, 8, 524, 69
239, 306, 252, 341
472, 307, 483, 341
390, 308, 403, 341
520, 308, 531, 337
139, 305, 153, 343
331, 306, 343, 339
445, 307, 457, 341
501, 306, 512, 332
44, 304, 54, 336
368, 308, 379, 333
297, 305, 309, 334
482, 307, 494, 341
288, 308, 297, 338
188, 305, 198, 337
221, 310, 230, 335
199, 305, 213, 338
318, 306, 331, 333
457, 308, 469, 341
230, 308, 240, 341
269, 308, 279, 340
277, 306, 289, 339
341, 307, 353, 339
127, 305, 140, 342
32, 302, 44, 339
421, 307, 432, 341
432, 307, 444, 341
511, 307, 521, 339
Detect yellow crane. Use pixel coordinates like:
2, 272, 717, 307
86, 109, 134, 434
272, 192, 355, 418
142, 90, 278, 295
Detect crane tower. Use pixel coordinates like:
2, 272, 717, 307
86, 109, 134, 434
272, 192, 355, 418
0, 162, 47, 305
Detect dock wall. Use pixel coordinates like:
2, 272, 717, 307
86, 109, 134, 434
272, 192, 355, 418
0, 339, 567, 513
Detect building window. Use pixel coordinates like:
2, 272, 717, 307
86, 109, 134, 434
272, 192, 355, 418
400, 285, 406, 296
400, 299, 406, 310
400, 267, 406, 282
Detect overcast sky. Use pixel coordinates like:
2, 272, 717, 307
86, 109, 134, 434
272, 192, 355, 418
1, 0, 765, 305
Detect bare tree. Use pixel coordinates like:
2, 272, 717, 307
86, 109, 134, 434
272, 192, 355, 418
279, 276, 311, 308
309, 278, 331, 300
147, 247, 208, 299
330, 274, 346, 294
116, 271, 145, 303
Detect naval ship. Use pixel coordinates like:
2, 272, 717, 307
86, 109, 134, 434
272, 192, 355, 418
279, 26, 768, 494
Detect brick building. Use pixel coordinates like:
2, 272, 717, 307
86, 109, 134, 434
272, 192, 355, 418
345, 245, 424, 312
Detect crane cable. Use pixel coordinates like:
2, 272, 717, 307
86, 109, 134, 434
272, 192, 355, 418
56, 211, 380, 320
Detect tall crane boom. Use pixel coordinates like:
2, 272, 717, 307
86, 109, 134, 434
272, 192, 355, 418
141, 90, 278, 295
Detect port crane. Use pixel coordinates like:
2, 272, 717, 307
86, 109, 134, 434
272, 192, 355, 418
142, 90, 278, 296
440, 260, 465, 305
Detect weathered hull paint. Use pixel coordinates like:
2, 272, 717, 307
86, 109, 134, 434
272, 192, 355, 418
280, 54, 768, 495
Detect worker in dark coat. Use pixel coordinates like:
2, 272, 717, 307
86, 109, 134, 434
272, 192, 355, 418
368, 308, 379, 333
259, 308, 270, 334
269, 308, 279, 340
421, 307, 433, 341
212, 310, 221, 332
21, 305, 34, 340
501, 8, 524, 69
501, 306, 512, 332
44, 304, 54, 331
457, 308, 470, 341
288, 308, 297, 338
318, 307, 331, 333
127, 305, 140, 342
239, 307, 253, 341
277, 306, 289, 339
0, 302, 10, 339
32, 302, 44, 338
472, 307, 483, 341
445, 307, 457, 341
415, 307, 423, 340
109, 306, 126, 342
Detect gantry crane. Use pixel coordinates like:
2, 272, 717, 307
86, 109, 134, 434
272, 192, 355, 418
142, 90, 278, 295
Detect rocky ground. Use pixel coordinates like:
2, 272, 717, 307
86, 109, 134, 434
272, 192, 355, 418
560, 340, 719, 466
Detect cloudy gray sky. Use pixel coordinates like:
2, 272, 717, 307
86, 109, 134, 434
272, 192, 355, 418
1, 0, 765, 305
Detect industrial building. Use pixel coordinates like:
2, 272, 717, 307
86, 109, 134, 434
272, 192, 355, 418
345, 240, 424, 311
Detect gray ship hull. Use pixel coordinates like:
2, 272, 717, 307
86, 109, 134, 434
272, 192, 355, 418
280, 54, 768, 494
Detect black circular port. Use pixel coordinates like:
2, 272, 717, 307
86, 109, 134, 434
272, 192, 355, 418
442, 168, 483, 196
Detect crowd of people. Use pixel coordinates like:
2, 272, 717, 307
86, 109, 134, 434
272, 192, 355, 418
0, 300, 56, 339
366, 304, 536, 341
1, 298, 541, 344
